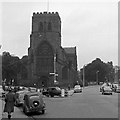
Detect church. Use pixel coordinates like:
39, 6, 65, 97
28, 12, 78, 88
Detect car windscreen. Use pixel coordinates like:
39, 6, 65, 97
56, 87, 61, 90
104, 86, 111, 90
29, 94, 40, 99
74, 85, 81, 89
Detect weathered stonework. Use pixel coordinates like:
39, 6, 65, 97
28, 12, 78, 88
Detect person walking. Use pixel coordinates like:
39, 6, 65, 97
4, 88, 16, 119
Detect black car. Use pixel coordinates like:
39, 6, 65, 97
42, 87, 61, 97
23, 92, 45, 115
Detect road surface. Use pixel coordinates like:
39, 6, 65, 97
0, 85, 119, 119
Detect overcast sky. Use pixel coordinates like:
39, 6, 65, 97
0, 0, 119, 69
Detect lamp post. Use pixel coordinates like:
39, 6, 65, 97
49, 53, 58, 86
54, 53, 57, 83
96, 70, 99, 85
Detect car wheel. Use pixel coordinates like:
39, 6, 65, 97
14, 101, 19, 107
50, 95, 54, 97
41, 109, 45, 114
23, 106, 28, 115
46, 94, 49, 97
23, 106, 25, 113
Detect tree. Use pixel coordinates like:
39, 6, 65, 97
80, 58, 115, 85
2, 52, 20, 85
2, 51, 28, 86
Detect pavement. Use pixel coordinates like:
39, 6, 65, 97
0, 98, 29, 119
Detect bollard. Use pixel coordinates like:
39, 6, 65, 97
61, 89, 65, 97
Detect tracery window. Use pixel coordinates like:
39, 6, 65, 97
38, 22, 43, 32
36, 42, 54, 73
48, 22, 52, 31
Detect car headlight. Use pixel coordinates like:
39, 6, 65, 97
33, 101, 39, 107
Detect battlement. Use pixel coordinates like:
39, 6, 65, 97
33, 11, 59, 16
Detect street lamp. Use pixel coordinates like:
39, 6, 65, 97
96, 70, 99, 85
49, 73, 58, 85
34, 83, 36, 87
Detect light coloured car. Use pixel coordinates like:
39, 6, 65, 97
102, 86, 112, 95
114, 84, 120, 93
0, 85, 6, 98
74, 85, 82, 93
15, 89, 30, 106
100, 82, 112, 92
100, 83, 106, 92
112, 83, 118, 92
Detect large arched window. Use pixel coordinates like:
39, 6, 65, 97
48, 22, 52, 31
35, 41, 54, 73
38, 22, 43, 32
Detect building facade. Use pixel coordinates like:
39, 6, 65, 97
28, 12, 78, 88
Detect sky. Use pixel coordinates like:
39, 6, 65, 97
0, 0, 119, 69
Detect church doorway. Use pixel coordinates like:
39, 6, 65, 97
40, 76, 49, 88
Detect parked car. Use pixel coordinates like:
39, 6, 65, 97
100, 82, 112, 92
23, 92, 45, 115
113, 84, 120, 93
15, 89, 30, 106
0, 85, 6, 98
112, 83, 119, 92
74, 85, 82, 93
102, 86, 112, 95
42, 87, 61, 97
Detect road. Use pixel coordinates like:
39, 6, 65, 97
0, 85, 119, 119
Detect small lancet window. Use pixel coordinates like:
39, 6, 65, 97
38, 22, 43, 32
48, 22, 52, 31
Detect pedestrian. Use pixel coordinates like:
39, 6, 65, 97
68, 84, 70, 90
4, 87, 16, 119
28, 87, 31, 91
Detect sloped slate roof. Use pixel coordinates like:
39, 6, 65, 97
64, 47, 76, 54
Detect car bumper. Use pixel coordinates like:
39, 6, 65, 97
103, 91, 112, 94
74, 89, 82, 93
28, 105, 45, 112
115, 89, 120, 93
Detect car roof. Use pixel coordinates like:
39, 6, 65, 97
25, 92, 40, 96
75, 85, 81, 86
48, 87, 59, 88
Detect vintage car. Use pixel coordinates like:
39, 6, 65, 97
113, 84, 120, 93
42, 87, 61, 97
100, 82, 112, 92
0, 85, 6, 98
23, 92, 45, 115
15, 89, 30, 106
102, 86, 112, 95
74, 85, 82, 93
112, 83, 119, 92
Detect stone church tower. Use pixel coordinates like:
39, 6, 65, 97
28, 12, 78, 88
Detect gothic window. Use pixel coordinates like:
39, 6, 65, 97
36, 42, 54, 74
48, 22, 52, 31
38, 22, 43, 32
